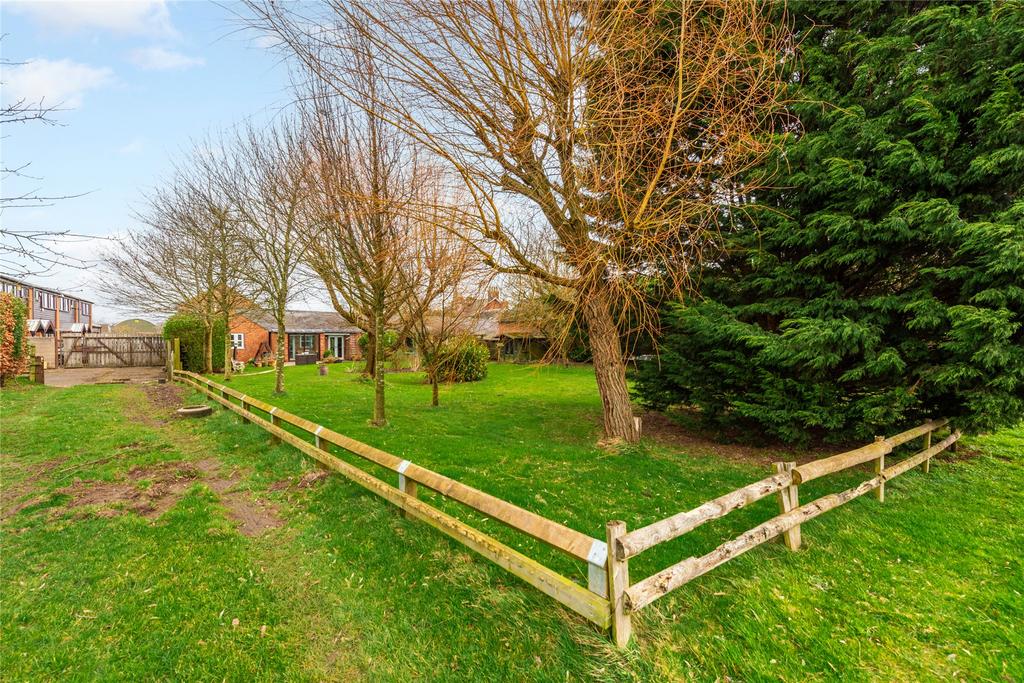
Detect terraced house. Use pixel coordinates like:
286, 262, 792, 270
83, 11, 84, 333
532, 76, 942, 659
1, 275, 97, 338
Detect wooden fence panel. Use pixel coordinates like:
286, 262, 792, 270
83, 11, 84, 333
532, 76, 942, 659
63, 335, 166, 368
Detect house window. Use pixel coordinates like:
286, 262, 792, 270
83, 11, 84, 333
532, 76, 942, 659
288, 334, 315, 359
37, 292, 56, 309
231, 333, 245, 349
80, 302, 91, 316
60, 297, 74, 312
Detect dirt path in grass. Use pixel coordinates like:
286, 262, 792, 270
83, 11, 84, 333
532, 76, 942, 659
44, 384, 287, 536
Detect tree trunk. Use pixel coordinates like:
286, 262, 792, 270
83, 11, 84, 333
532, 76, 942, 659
431, 373, 439, 407
223, 311, 233, 381
583, 291, 639, 444
275, 320, 286, 394
363, 330, 376, 376
203, 322, 213, 374
371, 316, 387, 426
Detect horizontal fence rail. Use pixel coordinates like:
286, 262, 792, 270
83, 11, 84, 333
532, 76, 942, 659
172, 370, 611, 628
608, 419, 960, 645
171, 368, 960, 648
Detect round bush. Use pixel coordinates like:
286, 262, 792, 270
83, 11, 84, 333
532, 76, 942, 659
430, 335, 489, 383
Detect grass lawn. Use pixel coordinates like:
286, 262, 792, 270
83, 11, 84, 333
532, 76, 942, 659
2, 363, 1021, 681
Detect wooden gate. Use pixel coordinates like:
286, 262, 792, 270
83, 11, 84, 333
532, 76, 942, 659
62, 335, 166, 368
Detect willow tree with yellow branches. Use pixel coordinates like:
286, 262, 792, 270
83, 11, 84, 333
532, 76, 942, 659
249, 0, 788, 443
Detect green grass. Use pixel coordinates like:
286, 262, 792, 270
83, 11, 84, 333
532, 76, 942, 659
2, 363, 1021, 681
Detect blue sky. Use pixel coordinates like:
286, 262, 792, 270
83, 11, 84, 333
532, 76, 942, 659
1, 0, 296, 321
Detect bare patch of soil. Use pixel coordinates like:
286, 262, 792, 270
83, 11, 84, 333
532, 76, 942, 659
54, 458, 283, 536
142, 383, 186, 409
59, 461, 203, 519
269, 470, 329, 493
220, 492, 283, 537
640, 410, 830, 466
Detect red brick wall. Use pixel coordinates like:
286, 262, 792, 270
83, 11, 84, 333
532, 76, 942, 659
230, 315, 271, 363
346, 334, 362, 360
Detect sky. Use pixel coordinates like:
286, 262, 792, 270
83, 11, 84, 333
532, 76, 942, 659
1, 0, 307, 323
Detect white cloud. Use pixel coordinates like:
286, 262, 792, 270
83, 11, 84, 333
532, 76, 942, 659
1, 57, 115, 108
7, 0, 176, 38
129, 47, 204, 71
118, 137, 145, 155
253, 34, 281, 50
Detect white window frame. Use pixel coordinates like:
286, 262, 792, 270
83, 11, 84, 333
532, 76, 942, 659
80, 301, 91, 315
231, 333, 245, 349
60, 297, 74, 312
38, 292, 56, 309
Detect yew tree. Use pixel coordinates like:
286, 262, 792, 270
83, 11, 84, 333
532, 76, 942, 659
249, 0, 788, 443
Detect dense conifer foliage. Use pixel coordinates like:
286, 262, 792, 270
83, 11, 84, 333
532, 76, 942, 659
635, 1, 1024, 443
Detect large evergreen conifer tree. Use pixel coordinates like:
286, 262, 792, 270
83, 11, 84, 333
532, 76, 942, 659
636, 1, 1024, 443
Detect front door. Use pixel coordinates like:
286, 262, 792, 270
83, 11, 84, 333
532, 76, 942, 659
326, 335, 346, 360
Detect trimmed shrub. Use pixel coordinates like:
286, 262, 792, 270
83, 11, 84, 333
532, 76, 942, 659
429, 335, 489, 383
163, 314, 226, 373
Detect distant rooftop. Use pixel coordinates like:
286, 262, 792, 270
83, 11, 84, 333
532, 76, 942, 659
0, 274, 94, 304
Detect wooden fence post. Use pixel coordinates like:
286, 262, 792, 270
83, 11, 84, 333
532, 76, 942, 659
773, 462, 801, 550
172, 338, 182, 371
240, 395, 250, 423
606, 521, 632, 648
923, 430, 932, 474
270, 407, 281, 445
165, 340, 173, 380
397, 460, 418, 518
874, 436, 885, 502
587, 540, 608, 599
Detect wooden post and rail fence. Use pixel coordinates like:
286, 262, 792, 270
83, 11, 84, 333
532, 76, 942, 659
171, 368, 960, 647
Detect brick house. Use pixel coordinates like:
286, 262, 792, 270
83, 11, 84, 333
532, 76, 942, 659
462, 289, 549, 361
229, 310, 363, 365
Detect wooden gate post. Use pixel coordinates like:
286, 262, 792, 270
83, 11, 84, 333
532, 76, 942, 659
606, 521, 632, 648
165, 340, 173, 380
923, 430, 932, 474
172, 338, 182, 371
773, 462, 801, 550
874, 436, 885, 502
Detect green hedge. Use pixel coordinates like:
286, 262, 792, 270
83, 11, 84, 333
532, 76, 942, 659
0, 293, 28, 384
163, 314, 225, 373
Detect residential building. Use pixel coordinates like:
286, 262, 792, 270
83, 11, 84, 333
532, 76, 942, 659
451, 289, 549, 361
229, 310, 363, 365
0, 275, 97, 337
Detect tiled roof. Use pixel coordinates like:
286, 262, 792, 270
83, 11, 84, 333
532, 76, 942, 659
248, 309, 361, 334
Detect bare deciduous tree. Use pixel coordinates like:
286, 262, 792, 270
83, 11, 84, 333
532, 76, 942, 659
248, 0, 788, 443
213, 119, 313, 394
300, 77, 429, 426
405, 201, 490, 407
103, 147, 249, 375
